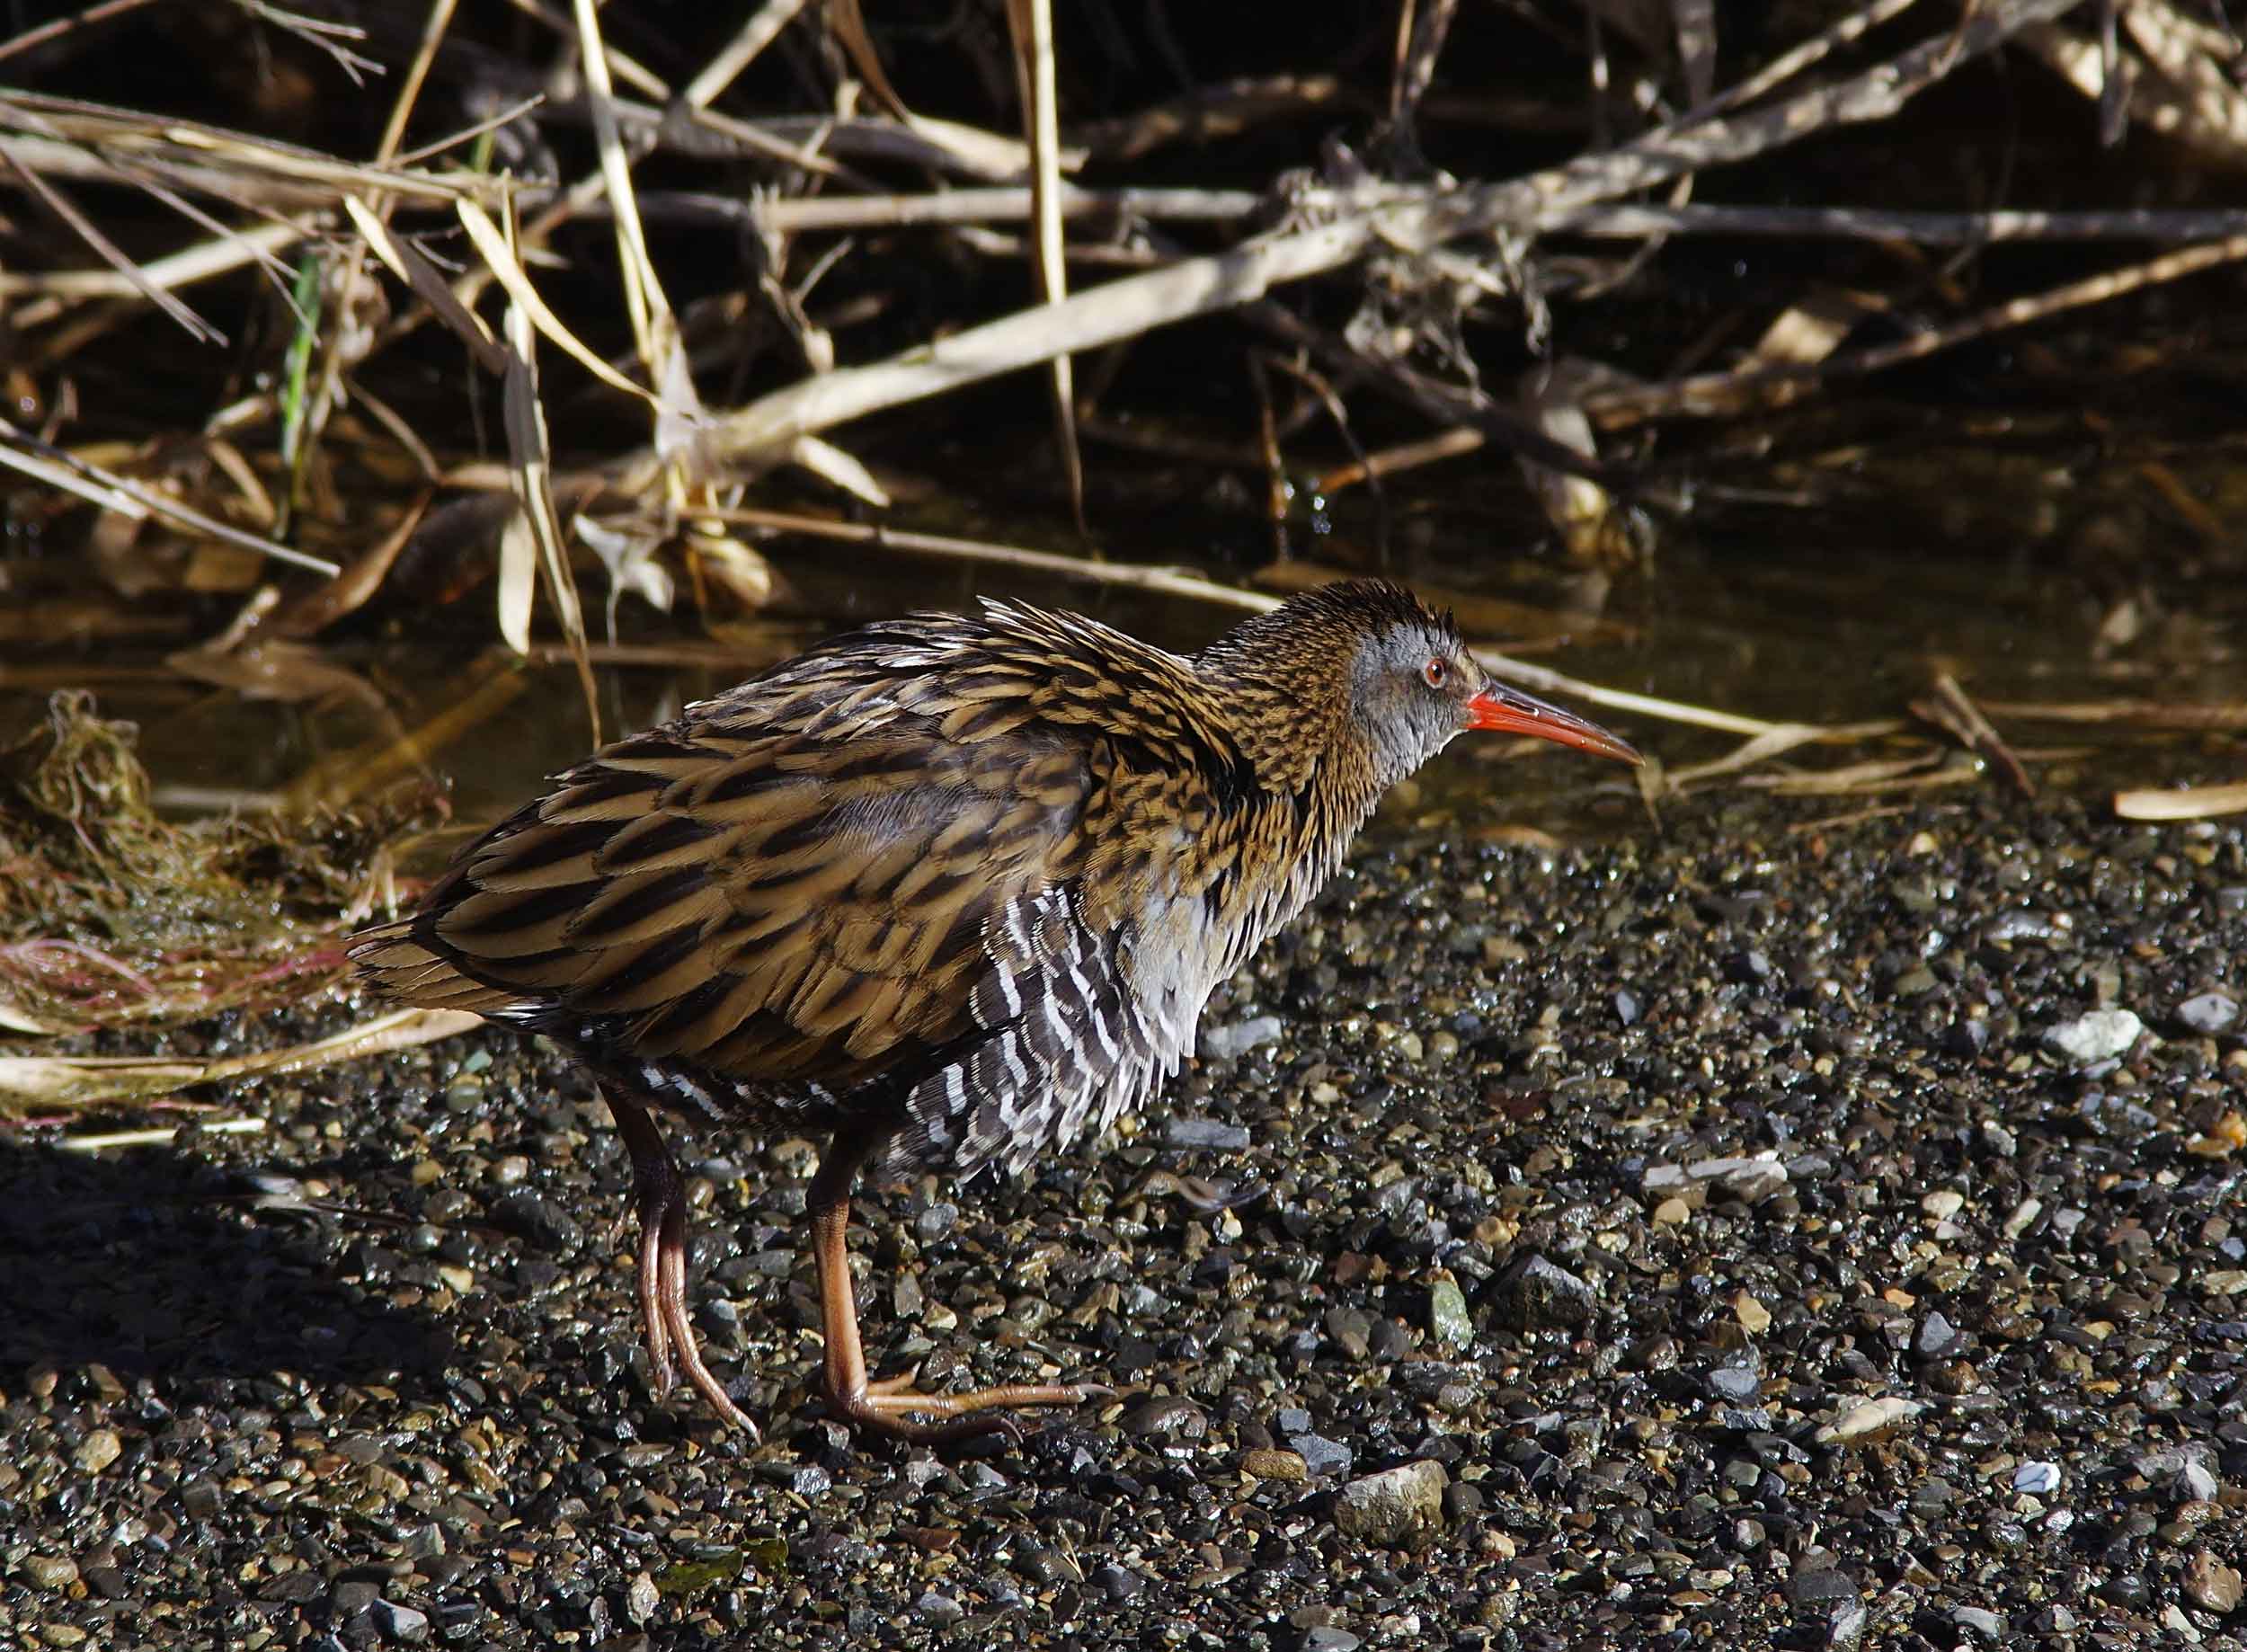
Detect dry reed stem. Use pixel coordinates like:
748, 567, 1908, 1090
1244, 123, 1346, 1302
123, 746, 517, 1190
678, 0, 2083, 475
2113, 782, 2247, 822
0, 1008, 483, 1114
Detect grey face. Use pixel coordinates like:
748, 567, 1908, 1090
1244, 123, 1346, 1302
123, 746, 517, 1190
1349, 621, 1479, 789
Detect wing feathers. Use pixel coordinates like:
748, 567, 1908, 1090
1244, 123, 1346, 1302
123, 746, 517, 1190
351, 601, 1231, 1176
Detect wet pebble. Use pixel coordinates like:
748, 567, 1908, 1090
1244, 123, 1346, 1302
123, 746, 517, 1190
1290, 1434, 1353, 1479
1164, 1115, 1250, 1150
1243, 1448, 1308, 1483
2041, 1007, 2143, 1064
2176, 991, 2239, 1034
492, 1188, 582, 1252
22, 1556, 78, 1593
913, 1591, 964, 1627
1200, 1016, 1283, 1059
1331, 1461, 1447, 1548
1121, 1396, 1207, 1441
73, 1428, 120, 1472
369, 1599, 430, 1644
1426, 1273, 1473, 1348
1815, 1397, 1923, 1446
2012, 1461, 2061, 1496
1950, 1606, 2004, 1640
2185, 1548, 2243, 1614
1487, 1253, 1594, 1329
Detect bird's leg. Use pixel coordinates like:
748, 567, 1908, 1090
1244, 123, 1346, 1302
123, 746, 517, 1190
809, 1135, 1110, 1445
600, 1087, 759, 1436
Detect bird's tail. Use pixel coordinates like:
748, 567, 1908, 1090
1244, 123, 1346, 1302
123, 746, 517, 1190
348, 919, 525, 1017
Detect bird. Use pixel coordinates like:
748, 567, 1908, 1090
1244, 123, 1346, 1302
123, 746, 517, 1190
349, 579, 1640, 1444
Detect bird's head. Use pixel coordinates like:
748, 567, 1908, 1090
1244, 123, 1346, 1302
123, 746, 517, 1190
1201, 580, 1641, 795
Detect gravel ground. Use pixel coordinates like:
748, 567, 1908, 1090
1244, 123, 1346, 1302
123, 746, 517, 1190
5, 788, 2247, 1651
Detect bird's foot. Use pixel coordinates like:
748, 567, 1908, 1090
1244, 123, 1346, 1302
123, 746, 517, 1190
825, 1368, 1114, 1446
643, 1195, 759, 1439
604, 1089, 759, 1437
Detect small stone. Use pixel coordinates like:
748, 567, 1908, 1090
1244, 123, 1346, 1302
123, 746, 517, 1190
74, 1427, 121, 1472
492, 1189, 582, 1252
2013, 1461, 2061, 1496
1914, 1311, 1961, 1360
331, 1579, 380, 1621
2177, 992, 2240, 1035
626, 1572, 659, 1625
913, 1203, 957, 1244
370, 1600, 430, 1644
1427, 1274, 1473, 1349
1164, 1117, 1251, 1150
1303, 1630, 1363, 1652
1090, 1563, 1142, 1603
1242, 1448, 1308, 1484
1291, 1434, 1353, 1478
913, 1591, 964, 1627
2184, 1547, 2243, 1614
1200, 1016, 1283, 1060
1921, 1189, 1964, 1221
2042, 1008, 2143, 1065
1814, 1396, 1923, 1446
1822, 1603, 1869, 1650
22, 1555, 78, 1592
1653, 1197, 1692, 1225
1950, 1606, 2004, 1640
261, 1572, 324, 1605
1488, 1253, 1595, 1330
1790, 1567, 1859, 1607
1707, 1360, 1761, 1402
1120, 1396, 1207, 1441
1703, 1155, 1790, 1203
1734, 1292, 1772, 1335
1332, 1460, 1447, 1548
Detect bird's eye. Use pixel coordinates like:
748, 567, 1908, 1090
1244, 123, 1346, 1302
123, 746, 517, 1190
1422, 656, 1449, 689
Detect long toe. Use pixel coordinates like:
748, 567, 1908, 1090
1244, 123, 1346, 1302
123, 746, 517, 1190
634, 1200, 676, 1395
830, 1374, 1110, 1445
651, 1201, 759, 1436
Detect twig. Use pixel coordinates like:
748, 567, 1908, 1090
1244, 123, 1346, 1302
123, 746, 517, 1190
1919, 672, 2036, 797
1005, 0, 1083, 535
1980, 697, 2247, 729
742, 185, 1260, 232
679, 0, 2083, 475
0, 137, 222, 342
1066, 74, 1354, 161
55, 1117, 268, 1153
2114, 782, 2247, 822
679, 0, 816, 109
1548, 202, 2247, 244
0, 0, 163, 69
1679, 0, 1923, 121
1586, 231, 2247, 425
0, 1008, 483, 1112
0, 416, 340, 574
